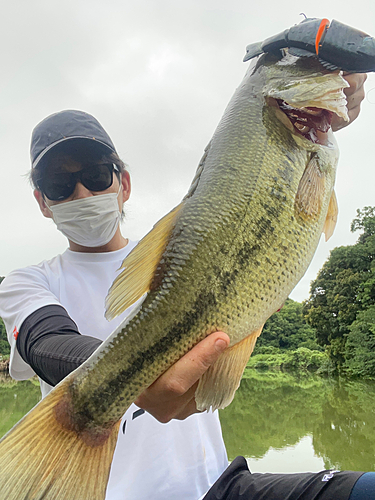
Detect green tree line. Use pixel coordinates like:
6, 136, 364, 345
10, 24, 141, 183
249, 299, 330, 373
255, 299, 320, 352
304, 207, 375, 378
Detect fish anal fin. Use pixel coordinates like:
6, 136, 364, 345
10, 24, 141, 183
323, 189, 338, 241
195, 326, 263, 411
105, 203, 183, 320
0, 379, 120, 500
295, 155, 326, 220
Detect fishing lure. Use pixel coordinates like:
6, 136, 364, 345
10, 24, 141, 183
244, 18, 375, 72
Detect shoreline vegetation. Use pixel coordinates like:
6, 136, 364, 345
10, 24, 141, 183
246, 347, 333, 376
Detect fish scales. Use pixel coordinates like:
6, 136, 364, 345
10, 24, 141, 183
65, 53, 342, 429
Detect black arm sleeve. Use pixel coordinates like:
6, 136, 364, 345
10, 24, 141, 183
16, 305, 102, 387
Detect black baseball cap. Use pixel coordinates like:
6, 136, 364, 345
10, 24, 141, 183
30, 109, 117, 168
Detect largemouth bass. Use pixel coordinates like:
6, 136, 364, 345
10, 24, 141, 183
0, 51, 349, 500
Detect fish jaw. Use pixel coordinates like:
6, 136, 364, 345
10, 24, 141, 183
262, 53, 349, 146
265, 71, 349, 120
267, 95, 339, 148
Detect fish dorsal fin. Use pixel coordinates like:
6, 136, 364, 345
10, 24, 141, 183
323, 189, 338, 241
183, 141, 211, 200
105, 204, 182, 320
295, 155, 326, 220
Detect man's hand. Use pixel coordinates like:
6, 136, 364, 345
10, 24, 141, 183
332, 72, 367, 131
134, 331, 230, 423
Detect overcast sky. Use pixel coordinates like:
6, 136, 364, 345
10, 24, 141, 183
0, 0, 374, 302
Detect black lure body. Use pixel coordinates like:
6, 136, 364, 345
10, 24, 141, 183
244, 18, 375, 73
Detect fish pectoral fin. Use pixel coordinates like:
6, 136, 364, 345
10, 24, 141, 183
323, 189, 338, 241
0, 378, 120, 500
295, 155, 325, 220
195, 326, 263, 411
105, 203, 183, 320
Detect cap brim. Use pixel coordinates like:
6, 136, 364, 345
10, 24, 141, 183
32, 136, 115, 169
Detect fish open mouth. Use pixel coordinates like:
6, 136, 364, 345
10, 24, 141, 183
277, 99, 334, 145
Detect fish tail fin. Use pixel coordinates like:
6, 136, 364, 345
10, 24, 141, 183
0, 379, 120, 500
195, 326, 263, 411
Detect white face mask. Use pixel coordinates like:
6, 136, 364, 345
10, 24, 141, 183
46, 186, 122, 247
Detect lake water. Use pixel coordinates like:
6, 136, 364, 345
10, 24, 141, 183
1, 369, 375, 474
220, 369, 375, 473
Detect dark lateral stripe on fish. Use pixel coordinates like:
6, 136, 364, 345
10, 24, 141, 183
73, 184, 295, 426
73, 241, 274, 420
73, 289, 219, 421
74, 220, 290, 423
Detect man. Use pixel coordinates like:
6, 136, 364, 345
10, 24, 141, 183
0, 71, 368, 500
0, 109, 230, 499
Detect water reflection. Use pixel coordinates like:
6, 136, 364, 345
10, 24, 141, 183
0, 376, 41, 438
1, 371, 375, 473
246, 435, 324, 473
219, 370, 375, 472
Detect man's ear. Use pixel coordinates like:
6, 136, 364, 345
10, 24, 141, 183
34, 189, 53, 219
121, 171, 131, 203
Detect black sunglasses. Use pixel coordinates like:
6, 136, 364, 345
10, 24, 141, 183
37, 163, 120, 201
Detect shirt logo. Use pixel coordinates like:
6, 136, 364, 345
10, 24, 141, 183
122, 409, 145, 434
322, 470, 340, 482
13, 326, 19, 340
